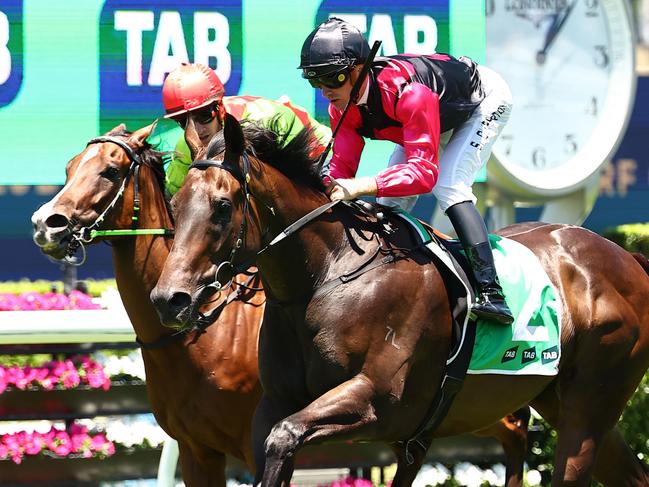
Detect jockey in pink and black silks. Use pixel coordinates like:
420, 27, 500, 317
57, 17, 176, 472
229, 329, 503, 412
299, 17, 514, 325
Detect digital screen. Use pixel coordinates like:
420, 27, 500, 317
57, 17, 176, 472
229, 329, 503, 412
0, 0, 484, 185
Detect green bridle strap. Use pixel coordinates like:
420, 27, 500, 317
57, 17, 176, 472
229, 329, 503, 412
90, 229, 174, 239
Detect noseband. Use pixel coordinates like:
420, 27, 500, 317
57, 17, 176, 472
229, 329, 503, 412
63, 136, 172, 265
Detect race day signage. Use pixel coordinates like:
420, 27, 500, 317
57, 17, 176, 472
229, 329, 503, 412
0, 0, 484, 185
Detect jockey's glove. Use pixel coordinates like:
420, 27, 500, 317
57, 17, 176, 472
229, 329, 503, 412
327, 177, 378, 202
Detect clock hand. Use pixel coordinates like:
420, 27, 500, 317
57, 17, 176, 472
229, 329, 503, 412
536, 1, 576, 65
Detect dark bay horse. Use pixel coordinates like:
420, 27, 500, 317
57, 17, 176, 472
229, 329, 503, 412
31, 125, 264, 486
30, 122, 529, 486
151, 115, 649, 486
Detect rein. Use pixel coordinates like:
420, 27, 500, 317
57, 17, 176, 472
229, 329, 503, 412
63, 136, 173, 265
192, 149, 417, 306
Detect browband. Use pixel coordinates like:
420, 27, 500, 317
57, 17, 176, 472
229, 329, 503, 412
190, 159, 246, 185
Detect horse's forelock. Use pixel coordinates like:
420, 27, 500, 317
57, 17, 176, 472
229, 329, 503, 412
204, 118, 324, 191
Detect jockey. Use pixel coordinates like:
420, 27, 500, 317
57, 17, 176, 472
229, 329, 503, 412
157, 63, 331, 195
299, 18, 514, 325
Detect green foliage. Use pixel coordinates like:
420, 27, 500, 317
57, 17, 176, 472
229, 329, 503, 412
603, 223, 649, 255
0, 354, 52, 367
618, 372, 649, 459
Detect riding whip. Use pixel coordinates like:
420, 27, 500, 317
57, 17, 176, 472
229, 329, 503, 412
316, 40, 382, 175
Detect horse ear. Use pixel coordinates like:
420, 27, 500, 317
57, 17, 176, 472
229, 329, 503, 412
184, 118, 206, 160
128, 123, 154, 149
223, 113, 245, 156
106, 123, 127, 135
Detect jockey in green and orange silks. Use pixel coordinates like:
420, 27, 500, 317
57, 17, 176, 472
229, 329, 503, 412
150, 63, 331, 196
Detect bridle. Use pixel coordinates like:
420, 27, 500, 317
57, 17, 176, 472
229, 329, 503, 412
63, 136, 173, 265
189, 147, 345, 294
189, 151, 255, 293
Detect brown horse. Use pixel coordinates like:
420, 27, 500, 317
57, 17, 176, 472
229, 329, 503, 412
30, 123, 529, 486
151, 115, 649, 486
31, 125, 264, 486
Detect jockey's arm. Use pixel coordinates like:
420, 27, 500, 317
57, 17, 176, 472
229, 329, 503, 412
374, 83, 441, 198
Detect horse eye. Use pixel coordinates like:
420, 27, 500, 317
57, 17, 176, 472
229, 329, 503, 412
101, 166, 120, 181
211, 200, 232, 224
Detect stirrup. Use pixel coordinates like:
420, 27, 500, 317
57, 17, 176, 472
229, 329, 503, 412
472, 293, 514, 325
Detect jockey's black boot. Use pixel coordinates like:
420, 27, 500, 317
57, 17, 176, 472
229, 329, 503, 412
446, 201, 514, 325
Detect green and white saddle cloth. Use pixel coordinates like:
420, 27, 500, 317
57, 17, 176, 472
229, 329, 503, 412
467, 234, 561, 376
393, 211, 561, 377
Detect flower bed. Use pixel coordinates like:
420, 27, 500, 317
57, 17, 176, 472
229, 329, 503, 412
0, 423, 114, 464
0, 352, 148, 420
0, 290, 101, 311
0, 355, 110, 393
0, 279, 116, 297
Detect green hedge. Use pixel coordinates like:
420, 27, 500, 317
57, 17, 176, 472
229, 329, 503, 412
603, 223, 649, 255
0, 279, 116, 297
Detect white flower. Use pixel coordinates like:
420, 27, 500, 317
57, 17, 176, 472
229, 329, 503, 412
413, 463, 451, 486
526, 469, 542, 486
454, 463, 488, 487
104, 415, 166, 448
93, 350, 146, 381
0, 420, 58, 435
481, 464, 505, 486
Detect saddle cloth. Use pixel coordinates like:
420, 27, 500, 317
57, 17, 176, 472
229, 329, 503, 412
392, 211, 561, 376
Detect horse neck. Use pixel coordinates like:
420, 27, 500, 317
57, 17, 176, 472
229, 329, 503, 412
111, 165, 173, 343
253, 167, 343, 303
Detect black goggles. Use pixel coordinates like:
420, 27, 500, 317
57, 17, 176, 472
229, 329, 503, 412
306, 69, 350, 89
174, 104, 218, 129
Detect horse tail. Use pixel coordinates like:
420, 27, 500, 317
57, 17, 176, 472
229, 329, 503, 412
632, 252, 649, 276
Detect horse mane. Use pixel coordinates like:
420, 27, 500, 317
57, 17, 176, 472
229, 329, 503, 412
205, 116, 326, 191
107, 127, 168, 199
632, 252, 649, 276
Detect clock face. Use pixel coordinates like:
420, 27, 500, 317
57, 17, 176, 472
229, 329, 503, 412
486, 0, 635, 195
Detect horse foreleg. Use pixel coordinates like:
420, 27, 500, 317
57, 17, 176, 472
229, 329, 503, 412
252, 394, 299, 486
550, 369, 642, 485
474, 408, 530, 487
389, 438, 433, 487
178, 441, 227, 487
592, 427, 649, 486
259, 375, 378, 487
533, 382, 649, 486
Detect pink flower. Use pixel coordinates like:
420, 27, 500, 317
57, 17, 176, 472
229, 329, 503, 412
49, 431, 73, 456
68, 290, 101, 310
60, 369, 81, 388
22, 432, 45, 455
0, 367, 7, 394
82, 360, 111, 391
91, 433, 115, 456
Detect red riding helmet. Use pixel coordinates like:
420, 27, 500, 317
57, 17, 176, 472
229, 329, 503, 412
162, 63, 225, 119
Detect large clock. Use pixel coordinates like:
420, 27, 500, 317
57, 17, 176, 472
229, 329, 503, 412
485, 0, 636, 199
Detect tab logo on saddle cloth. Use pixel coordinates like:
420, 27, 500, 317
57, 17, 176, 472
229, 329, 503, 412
99, 0, 243, 133
0, 0, 22, 108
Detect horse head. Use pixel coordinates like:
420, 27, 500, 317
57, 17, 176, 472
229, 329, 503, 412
31, 124, 162, 262
151, 114, 267, 328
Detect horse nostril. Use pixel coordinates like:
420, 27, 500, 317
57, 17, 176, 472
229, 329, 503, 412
169, 292, 192, 314
44, 214, 70, 230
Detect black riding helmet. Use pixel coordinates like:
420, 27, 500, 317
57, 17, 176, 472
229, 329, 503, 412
299, 17, 370, 79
